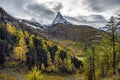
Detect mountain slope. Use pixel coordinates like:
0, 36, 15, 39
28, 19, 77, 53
0, 7, 20, 28
0, 7, 45, 30
45, 23, 104, 42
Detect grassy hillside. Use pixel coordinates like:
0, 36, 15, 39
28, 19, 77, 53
45, 23, 104, 42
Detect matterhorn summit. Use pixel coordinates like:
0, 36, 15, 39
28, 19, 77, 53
52, 12, 71, 25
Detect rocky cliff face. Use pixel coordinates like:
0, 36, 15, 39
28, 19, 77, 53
52, 12, 71, 25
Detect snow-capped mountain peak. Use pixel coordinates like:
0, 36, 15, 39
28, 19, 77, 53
52, 12, 71, 25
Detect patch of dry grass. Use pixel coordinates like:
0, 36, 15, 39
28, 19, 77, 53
0, 72, 17, 80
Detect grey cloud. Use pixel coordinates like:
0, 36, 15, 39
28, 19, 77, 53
78, 15, 107, 22
54, 3, 63, 12
87, 15, 107, 22
64, 16, 80, 22
26, 4, 55, 19
45, 1, 63, 12
78, 15, 107, 28
0, 0, 34, 18
64, 14, 106, 24
64, 15, 107, 27
89, 15, 104, 19
82, 0, 120, 12
0, 0, 33, 10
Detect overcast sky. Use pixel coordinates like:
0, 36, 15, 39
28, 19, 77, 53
0, 0, 120, 28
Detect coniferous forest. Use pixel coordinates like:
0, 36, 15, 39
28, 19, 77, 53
0, 0, 120, 80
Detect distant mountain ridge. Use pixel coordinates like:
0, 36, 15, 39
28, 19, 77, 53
44, 23, 104, 42
0, 7, 105, 42
21, 19, 45, 30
